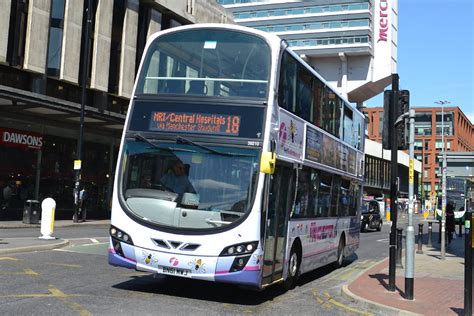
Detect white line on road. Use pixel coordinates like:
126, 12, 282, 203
376, 238, 389, 242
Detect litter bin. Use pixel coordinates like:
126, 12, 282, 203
23, 200, 40, 224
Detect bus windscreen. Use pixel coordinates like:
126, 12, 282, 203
135, 29, 271, 98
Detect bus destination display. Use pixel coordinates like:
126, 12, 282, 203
150, 111, 241, 136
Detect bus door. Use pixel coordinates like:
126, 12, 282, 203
262, 162, 293, 284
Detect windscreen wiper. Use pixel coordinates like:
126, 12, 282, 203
134, 133, 161, 150
176, 136, 253, 157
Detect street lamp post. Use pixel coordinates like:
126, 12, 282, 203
74, 0, 92, 223
435, 100, 450, 260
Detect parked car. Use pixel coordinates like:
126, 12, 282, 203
360, 200, 382, 232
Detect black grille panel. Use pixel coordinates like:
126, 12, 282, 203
151, 239, 201, 251
180, 243, 201, 251
152, 239, 170, 249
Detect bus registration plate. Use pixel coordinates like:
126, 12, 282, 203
159, 266, 191, 277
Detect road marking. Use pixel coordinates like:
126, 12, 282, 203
376, 238, 389, 242
311, 289, 324, 304
90, 238, 99, 243
323, 291, 373, 316
0, 268, 39, 277
0, 287, 81, 299
319, 260, 369, 284
23, 268, 39, 276
73, 242, 108, 246
336, 260, 376, 281
53, 248, 78, 253
49, 287, 92, 316
0, 257, 20, 261
48, 263, 82, 268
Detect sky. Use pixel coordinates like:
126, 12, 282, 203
365, 0, 474, 124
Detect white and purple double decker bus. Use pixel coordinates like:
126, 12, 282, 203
109, 24, 365, 290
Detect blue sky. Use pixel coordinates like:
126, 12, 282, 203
365, 0, 474, 124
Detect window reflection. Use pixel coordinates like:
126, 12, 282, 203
47, 0, 66, 77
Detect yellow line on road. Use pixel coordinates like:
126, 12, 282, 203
324, 291, 373, 316
0, 268, 39, 277
336, 261, 374, 281
0, 288, 81, 299
49, 287, 92, 316
23, 268, 39, 276
311, 289, 324, 304
48, 263, 82, 268
0, 257, 20, 261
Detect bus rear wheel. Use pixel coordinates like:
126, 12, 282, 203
283, 245, 300, 290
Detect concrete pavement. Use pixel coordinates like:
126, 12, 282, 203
343, 223, 467, 315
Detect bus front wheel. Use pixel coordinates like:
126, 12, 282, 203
283, 244, 301, 290
334, 236, 345, 268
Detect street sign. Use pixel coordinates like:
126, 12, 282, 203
409, 158, 414, 184
74, 160, 82, 170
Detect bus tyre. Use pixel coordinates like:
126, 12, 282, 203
283, 245, 300, 290
334, 237, 345, 268
377, 221, 382, 231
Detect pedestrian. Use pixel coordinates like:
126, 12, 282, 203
79, 186, 88, 222
0, 179, 6, 213
1, 180, 14, 211
446, 202, 455, 246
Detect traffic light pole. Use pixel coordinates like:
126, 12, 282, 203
388, 74, 399, 292
405, 109, 415, 299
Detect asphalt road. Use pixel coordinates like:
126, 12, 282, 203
0, 224, 394, 315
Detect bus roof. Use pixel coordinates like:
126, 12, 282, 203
143, 23, 364, 119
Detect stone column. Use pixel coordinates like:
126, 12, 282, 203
60, 0, 84, 84
24, 0, 51, 73
90, 0, 113, 92
0, 0, 12, 63
118, 0, 139, 98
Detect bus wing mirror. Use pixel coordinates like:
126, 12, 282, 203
260, 152, 276, 174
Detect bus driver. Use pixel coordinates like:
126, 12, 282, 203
160, 160, 196, 195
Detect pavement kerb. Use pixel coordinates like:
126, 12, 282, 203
0, 239, 70, 255
340, 258, 421, 316
0, 221, 110, 229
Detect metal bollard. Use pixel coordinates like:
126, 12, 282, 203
438, 219, 441, 244
463, 212, 472, 315
396, 228, 403, 268
427, 222, 433, 247
416, 223, 424, 254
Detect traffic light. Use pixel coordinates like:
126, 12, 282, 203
382, 89, 410, 150
397, 90, 410, 150
382, 90, 392, 150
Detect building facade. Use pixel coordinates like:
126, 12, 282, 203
364, 138, 421, 216
0, 0, 232, 220
218, 0, 398, 104
363, 106, 474, 199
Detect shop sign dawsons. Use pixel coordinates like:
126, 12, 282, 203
0, 128, 43, 150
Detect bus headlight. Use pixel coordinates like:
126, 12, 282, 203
229, 255, 252, 272
220, 241, 258, 257
110, 225, 134, 245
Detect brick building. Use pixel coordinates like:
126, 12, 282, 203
363, 106, 474, 198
